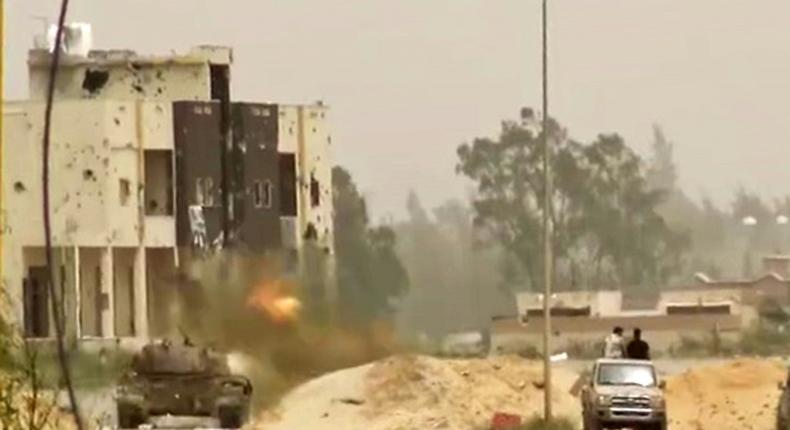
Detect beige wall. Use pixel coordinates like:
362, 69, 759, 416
277, 106, 302, 268
299, 104, 334, 254
492, 330, 740, 356
2, 100, 177, 248
278, 104, 335, 252
27, 57, 213, 102
2, 99, 178, 341
277, 104, 337, 305
492, 313, 743, 355
278, 106, 299, 154
516, 290, 623, 317
27, 47, 232, 102
658, 288, 743, 313
3, 101, 141, 248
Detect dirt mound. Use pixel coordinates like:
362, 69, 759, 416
665, 358, 785, 430
255, 354, 580, 430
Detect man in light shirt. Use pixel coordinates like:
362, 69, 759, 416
603, 326, 626, 358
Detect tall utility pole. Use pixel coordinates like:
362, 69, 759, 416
541, 0, 554, 422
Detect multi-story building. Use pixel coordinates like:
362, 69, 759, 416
1, 30, 335, 346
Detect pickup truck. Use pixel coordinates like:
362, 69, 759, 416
581, 359, 667, 430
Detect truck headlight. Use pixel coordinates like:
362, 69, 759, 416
597, 394, 611, 406
650, 395, 665, 409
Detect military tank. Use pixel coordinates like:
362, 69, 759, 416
115, 339, 252, 429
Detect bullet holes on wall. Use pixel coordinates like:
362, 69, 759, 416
14, 182, 26, 192
310, 175, 321, 208
304, 223, 318, 241
119, 179, 131, 206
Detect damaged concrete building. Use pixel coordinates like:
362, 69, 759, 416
1, 35, 336, 346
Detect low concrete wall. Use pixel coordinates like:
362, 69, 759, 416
491, 314, 741, 356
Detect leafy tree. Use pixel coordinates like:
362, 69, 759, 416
456, 118, 582, 290
646, 124, 677, 191
732, 187, 776, 252
332, 166, 409, 324
581, 133, 689, 286
394, 197, 507, 339
456, 113, 687, 290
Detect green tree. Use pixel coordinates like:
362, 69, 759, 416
732, 187, 775, 252
581, 133, 689, 286
456, 118, 585, 290
456, 112, 687, 290
394, 197, 507, 339
646, 124, 677, 191
332, 166, 409, 324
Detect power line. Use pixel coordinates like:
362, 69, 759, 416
41, 1, 84, 429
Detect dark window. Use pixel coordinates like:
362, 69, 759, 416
210, 65, 230, 102
23, 268, 50, 338
253, 181, 263, 208
310, 175, 320, 207
279, 154, 297, 216
144, 150, 174, 215
119, 179, 131, 206
128, 267, 136, 336
95, 266, 103, 337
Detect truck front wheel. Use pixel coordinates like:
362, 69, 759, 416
582, 413, 602, 430
641, 421, 667, 430
217, 405, 247, 429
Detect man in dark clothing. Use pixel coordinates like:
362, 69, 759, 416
626, 328, 650, 360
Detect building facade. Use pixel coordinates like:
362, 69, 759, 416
1, 38, 335, 345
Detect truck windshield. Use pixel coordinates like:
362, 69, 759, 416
597, 363, 656, 387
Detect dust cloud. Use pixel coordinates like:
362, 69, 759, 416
159, 251, 404, 410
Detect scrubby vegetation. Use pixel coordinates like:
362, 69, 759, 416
0, 300, 65, 430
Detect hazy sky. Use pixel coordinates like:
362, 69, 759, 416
5, 1, 790, 220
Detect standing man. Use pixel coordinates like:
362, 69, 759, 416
603, 326, 626, 358
626, 328, 650, 360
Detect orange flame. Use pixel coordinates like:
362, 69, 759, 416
246, 278, 303, 324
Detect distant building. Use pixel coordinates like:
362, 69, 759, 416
494, 255, 790, 354
1, 26, 336, 346
516, 290, 623, 318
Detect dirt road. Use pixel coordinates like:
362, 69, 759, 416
253, 355, 788, 430
664, 358, 785, 430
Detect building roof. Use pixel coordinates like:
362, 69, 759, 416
492, 313, 742, 334
27, 45, 232, 68
665, 272, 790, 292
